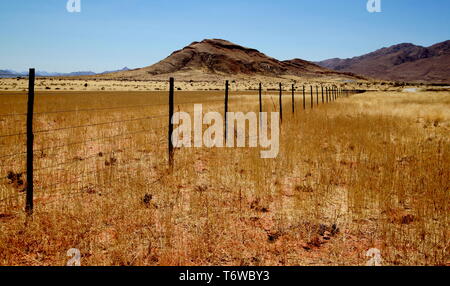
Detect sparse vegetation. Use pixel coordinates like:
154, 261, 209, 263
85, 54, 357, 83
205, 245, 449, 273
0, 89, 448, 266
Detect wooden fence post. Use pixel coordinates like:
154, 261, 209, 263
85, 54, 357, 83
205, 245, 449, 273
25, 68, 35, 216
310, 86, 313, 109
279, 83, 283, 123
225, 80, 229, 142
316, 86, 319, 106
168, 77, 174, 168
291, 84, 295, 114
303, 85, 306, 110
321, 85, 324, 104
259, 82, 262, 114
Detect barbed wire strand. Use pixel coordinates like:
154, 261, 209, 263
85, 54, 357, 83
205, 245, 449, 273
35, 114, 167, 134
0, 125, 168, 161
34, 145, 166, 190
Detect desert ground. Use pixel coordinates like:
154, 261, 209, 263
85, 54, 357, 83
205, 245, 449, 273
0, 77, 441, 93
0, 83, 448, 266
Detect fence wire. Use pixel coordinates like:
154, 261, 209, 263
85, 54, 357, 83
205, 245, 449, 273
1, 82, 361, 212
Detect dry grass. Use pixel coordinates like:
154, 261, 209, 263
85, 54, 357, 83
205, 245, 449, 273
0, 89, 448, 266
0, 77, 435, 93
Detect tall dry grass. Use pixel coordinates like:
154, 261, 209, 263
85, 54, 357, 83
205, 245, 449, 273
0, 89, 448, 266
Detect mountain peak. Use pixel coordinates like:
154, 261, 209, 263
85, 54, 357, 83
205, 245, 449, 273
136, 39, 344, 78
94, 39, 362, 81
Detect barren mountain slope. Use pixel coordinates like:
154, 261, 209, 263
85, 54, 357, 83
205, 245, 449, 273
316, 40, 450, 83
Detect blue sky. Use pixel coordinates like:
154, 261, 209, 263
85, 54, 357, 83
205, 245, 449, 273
1, 0, 449, 72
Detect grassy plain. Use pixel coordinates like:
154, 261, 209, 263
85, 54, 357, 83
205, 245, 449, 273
0, 88, 448, 266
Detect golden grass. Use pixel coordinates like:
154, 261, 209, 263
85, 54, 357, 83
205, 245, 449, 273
0, 77, 435, 93
0, 89, 448, 266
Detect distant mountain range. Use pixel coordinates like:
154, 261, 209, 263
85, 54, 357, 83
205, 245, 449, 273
316, 40, 450, 83
0, 67, 130, 78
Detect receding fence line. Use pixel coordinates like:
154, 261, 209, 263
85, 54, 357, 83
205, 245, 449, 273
2, 74, 365, 216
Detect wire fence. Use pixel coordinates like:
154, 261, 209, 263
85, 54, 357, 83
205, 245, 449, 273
0, 69, 364, 214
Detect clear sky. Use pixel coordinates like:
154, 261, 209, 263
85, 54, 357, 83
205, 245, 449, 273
1, 0, 449, 72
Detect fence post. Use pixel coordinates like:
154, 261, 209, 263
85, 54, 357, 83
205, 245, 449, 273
25, 68, 35, 216
279, 83, 283, 123
225, 80, 229, 142
321, 85, 324, 104
302, 85, 306, 110
310, 86, 313, 109
291, 84, 295, 114
259, 82, 262, 114
168, 77, 174, 168
329, 87, 332, 102
316, 86, 319, 106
